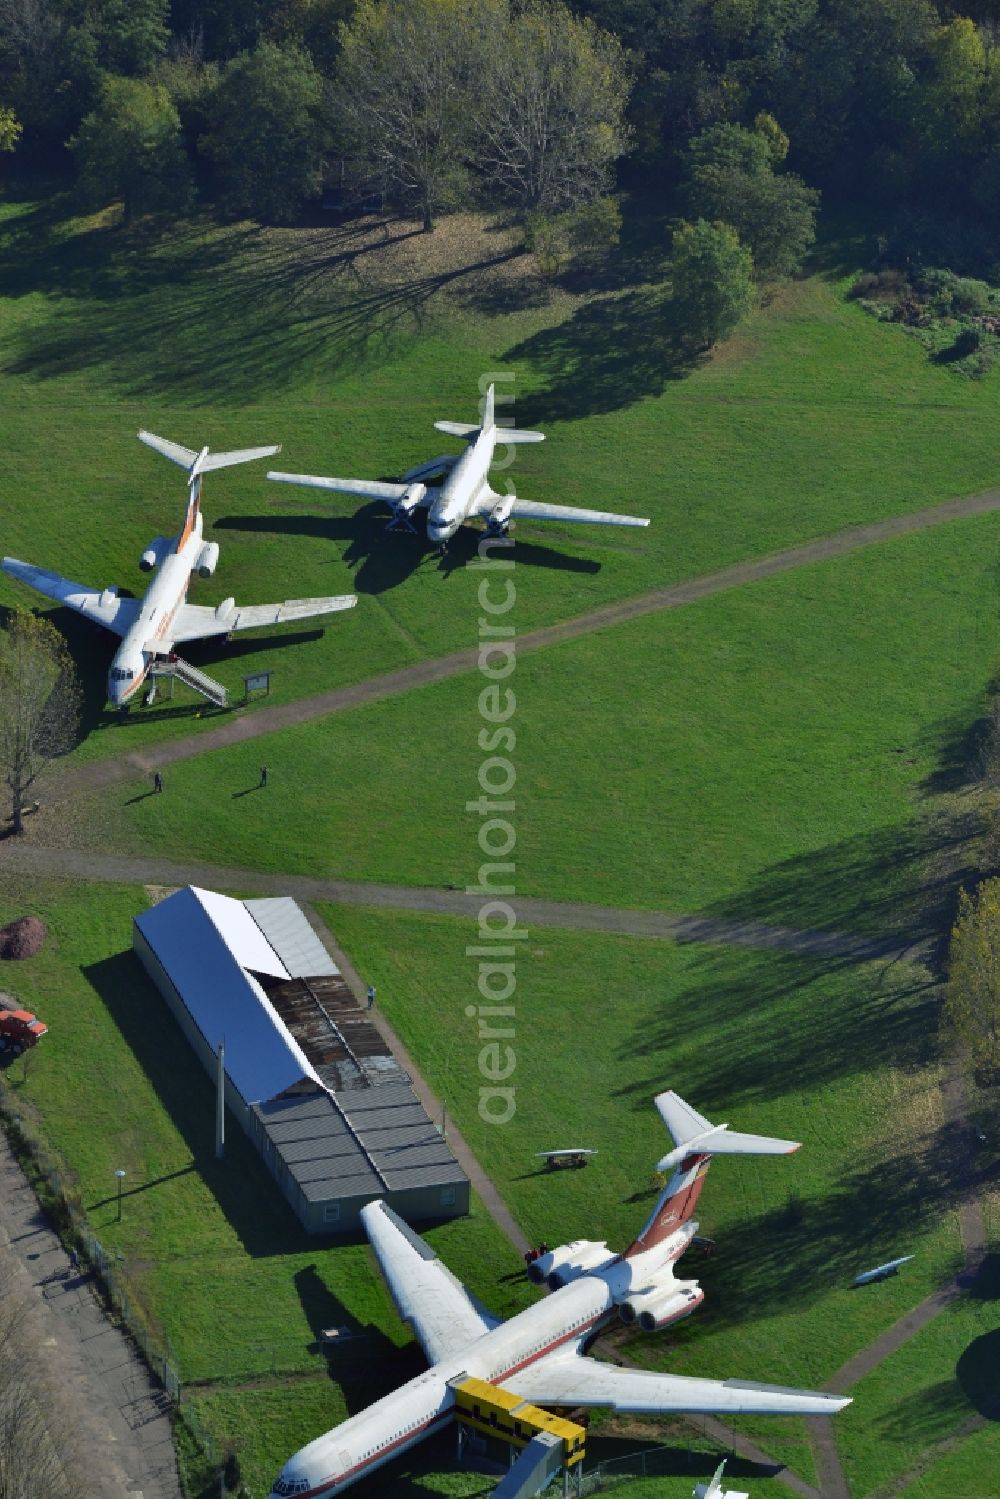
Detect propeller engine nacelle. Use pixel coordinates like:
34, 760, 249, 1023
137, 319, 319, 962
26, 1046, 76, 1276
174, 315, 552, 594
139, 537, 169, 572
196, 541, 220, 579
527, 1240, 616, 1288
486, 494, 516, 536
619, 1280, 704, 1332
394, 482, 427, 517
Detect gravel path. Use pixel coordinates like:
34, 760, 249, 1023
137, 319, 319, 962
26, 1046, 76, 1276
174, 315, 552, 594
1, 842, 910, 961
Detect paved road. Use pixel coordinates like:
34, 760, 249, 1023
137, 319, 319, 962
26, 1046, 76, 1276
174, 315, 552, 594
2, 842, 911, 961
43, 483, 1000, 800
0, 1130, 180, 1499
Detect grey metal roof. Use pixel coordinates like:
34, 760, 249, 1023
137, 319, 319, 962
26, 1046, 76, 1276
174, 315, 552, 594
134, 887, 321, 1105
245, 898, 337, 979
252, 1079, 466, 1204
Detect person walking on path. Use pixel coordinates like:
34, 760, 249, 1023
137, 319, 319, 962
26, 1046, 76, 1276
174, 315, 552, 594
259, 765, 268, 788
153, 772, 163, 794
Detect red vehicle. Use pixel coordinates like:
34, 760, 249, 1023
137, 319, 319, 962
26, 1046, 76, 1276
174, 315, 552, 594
0, 1009, 48, 1054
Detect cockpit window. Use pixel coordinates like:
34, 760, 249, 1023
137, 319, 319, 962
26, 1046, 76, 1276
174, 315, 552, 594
272, 1478, 310, 1497
110, 668, 134, 681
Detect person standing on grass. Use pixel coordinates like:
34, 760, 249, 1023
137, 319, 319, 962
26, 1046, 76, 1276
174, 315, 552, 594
153, 771, 163, 793
259, 765, 268, 788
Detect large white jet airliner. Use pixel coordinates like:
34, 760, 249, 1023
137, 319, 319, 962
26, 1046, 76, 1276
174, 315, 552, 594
267, 1090, 850, 1498
2, 433, 357, 706
267, 384, 650, 549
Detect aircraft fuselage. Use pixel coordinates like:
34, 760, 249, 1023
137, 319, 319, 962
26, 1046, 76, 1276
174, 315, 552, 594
425, 427, 496, 545
107, 517, 203, 706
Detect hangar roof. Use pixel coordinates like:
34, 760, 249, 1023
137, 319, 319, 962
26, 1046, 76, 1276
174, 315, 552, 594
134, 885, 321, 1105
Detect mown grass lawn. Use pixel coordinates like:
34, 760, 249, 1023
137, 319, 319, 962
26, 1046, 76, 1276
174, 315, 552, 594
114, 508, 999, 939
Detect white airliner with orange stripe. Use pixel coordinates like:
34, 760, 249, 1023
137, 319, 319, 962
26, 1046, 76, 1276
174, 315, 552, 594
2, 432, 356, 706
267, 1091, 850, 1498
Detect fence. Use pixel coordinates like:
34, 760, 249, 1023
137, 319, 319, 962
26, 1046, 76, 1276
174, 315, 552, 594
0, 1095, 219, 1468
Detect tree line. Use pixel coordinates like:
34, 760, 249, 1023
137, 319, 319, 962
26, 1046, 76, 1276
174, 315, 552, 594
3, 0, 1000, 340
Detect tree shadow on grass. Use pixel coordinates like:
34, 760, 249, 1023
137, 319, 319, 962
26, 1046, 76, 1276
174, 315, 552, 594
3, 210, 525, 404
506, 287, 707, 425
626, 1112, 988, 1344
214, 509, 601, 596
82, 950, 374, 1258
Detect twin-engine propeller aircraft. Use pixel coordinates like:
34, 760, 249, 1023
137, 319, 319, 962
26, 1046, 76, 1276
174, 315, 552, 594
267, 1090, 850, 1499
2, 433, 357, 706
267, 383, 651, 550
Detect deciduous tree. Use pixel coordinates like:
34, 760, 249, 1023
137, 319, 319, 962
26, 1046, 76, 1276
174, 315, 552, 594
0, 105, 20, 151
945, 881, 1000, 1072
670, 217, 755, 347
0, 612, 81, 836
70, 74, 193, 220
476, 1, 632, 213
685, 121, 818, 280
200, 40, 327, 222
332, 0, 487, 231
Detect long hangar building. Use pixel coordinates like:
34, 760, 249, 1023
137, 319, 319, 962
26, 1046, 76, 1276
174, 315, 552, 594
133, 886, 469, 1233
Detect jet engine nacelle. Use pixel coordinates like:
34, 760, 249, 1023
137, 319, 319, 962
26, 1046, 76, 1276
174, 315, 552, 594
619, 1280, 704, 1332
527, 1240, 616, 1288
139, 537, 169, 572
196, 541, 220, 579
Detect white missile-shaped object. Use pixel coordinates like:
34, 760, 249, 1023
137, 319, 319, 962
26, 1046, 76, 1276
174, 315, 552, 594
852, 1255, 914, 1287
694, 1459, 749, 1499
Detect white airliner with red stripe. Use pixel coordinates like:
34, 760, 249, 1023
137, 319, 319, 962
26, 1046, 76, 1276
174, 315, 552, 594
267, 1091, 850, 1498
2, 432, 356, 707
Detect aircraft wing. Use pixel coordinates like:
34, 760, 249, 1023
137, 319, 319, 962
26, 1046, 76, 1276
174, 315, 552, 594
496, 498, 650, 529
361, 1200, 500, 1366
505, 1353, 850, 1417
268, 472, 415, 502
168, 595, 357, 644
2, 557, 140, 637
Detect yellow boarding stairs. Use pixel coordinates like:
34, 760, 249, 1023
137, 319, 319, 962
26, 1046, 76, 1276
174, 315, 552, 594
449, 1375, 585, 1498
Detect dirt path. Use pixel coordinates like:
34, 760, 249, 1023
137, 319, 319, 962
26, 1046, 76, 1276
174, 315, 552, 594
44, 483, 1000, 800
0, 1130, 181, 1499
2, 841, 912, 962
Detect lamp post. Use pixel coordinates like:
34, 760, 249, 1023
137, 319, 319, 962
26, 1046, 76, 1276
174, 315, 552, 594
114, 1168, 126, 1222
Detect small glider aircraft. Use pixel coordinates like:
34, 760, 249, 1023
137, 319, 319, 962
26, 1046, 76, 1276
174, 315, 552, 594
267, 1090, 849, 1499
2, 433, 357, 706
852, 1255, 914, 1287
267, 384, 650, 549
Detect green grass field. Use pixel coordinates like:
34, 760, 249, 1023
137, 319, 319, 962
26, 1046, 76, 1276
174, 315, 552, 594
112, 508, 999, 944
2, 184, 999, 1499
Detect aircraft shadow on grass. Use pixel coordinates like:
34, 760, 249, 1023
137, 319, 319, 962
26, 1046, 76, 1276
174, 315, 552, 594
213, 508, 601, 595
294, 1263, 424, 1415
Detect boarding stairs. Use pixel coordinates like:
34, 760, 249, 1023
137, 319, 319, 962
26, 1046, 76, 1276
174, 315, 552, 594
492, 1432, 574, 1498
150, 655, 228, 707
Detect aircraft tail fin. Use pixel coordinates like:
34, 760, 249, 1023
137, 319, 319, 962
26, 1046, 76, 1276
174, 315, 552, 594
433, 385, 544, 445
138, 431, 281, 480
625, 1091, 800, 1257
138, 431, 281, 551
